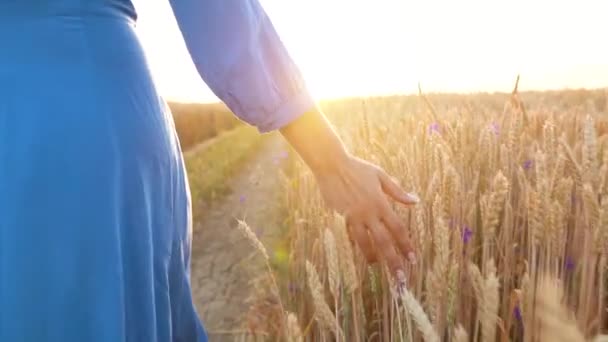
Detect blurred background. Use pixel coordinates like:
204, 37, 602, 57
133, 0, 608, 103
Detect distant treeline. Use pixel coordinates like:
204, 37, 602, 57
169, 88, 607, 150
168, 101, 241, 151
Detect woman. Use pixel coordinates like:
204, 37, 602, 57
0, 0, 418, 340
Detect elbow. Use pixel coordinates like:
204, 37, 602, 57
222, 87, 316, 133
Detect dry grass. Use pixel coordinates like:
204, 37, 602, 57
169, 101, 240, 151
244, 86, 608, 341
185, 125, 264, 216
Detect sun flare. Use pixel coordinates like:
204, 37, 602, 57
134, 0, 608, 103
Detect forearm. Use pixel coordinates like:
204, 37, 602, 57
280, 108, 418, 274
279, 108, 350, 176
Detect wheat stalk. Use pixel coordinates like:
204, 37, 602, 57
528, 189, 542, 246
481, 259, 500, 342
237, 219, 268, 260
483, 171, 509, 242
595, 198, 608, 254
271, 92, 608, 341
544, 120, 557, 166
442, 164, 459, 217
285, 312, 303, 342
507, 105, 522, 151
323, 228, 340, 298
332, 213, 358, 293
600, 147, 608, 195
549, 200, 564, 256
499, 143, 510, 173
583, 115, 598, 185
560, 138, 584, 189
453, 324, 469, 342
394, 271, 440, 342
468, 262, 484, 307
414, 204, 427, 253
534, 277, 585, 342
427, 195, 450, 326
582, 183, 600, 229
554, 177, 574, 209
305, 260, 341, 337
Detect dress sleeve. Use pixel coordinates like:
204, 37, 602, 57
168, 0, 316, 133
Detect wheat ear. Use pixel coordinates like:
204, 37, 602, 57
582, 115, 598, 184
534, 277, 585, 342
305, 260, 341, 337
395, 271, 440, 342
237, 219, 268, 260
481, 259, 500, 342
453, 324, 469, 342
483, 171, 509, 242
323, 228, 340, 298
285, 312, 303, 342
332, 213, 358, 293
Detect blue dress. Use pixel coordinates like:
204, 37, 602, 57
0, 1, 314, 341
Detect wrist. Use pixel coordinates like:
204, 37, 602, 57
309, 142, 351, 177
279, 108, 351, 176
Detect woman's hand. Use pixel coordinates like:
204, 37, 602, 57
280, 108, 418, 276
314, 154, 418, 273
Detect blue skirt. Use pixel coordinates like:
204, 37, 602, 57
0, 5, 207, 342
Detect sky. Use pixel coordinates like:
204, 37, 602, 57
133, 0, 608, 103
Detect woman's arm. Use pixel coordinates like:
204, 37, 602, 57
280, 108, 418, 274
168, 0, 418, 275
168, 0, 313, 132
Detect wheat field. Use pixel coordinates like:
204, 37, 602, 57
243, 84, 608, 341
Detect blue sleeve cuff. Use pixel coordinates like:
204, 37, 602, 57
255, 89, 316, 133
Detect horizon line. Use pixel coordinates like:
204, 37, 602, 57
165, 85, 608, 105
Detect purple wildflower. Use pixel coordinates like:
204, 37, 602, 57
239, 195, 247, 204
490, 122, 500, 136
428, 122, 441, 135
565, 256, 575, 271
514, 305, 523, 322
288, 282, 299, 294
255, 227, 264, 238
523, 159, 533, 170
462, 226, 473, 244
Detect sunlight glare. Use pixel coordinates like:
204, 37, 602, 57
133, 0, 608, 103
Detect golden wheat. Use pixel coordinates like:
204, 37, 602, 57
285, 312, 303, 342
453, 324, 469, 342
534, 277, 586, 342
254, 91, 608, 341
481, 259, 500, 342
395, 271, 440, 342
237, 219, 269, 261
323, 228, 340, 298
305, 260, 341, 337
331, 213, 358, 294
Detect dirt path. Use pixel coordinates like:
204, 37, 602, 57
189, 133, 289, 341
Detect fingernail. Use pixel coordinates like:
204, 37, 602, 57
396, 269, 406, 283
402, 192, 420, 203
408, 252, 417, 265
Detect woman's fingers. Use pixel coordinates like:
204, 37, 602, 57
348, 222, 377, 262
381, 205, 416, 265
367, 219, 404, 275
377, 169, 419, 206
